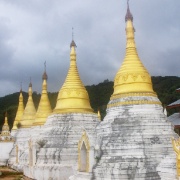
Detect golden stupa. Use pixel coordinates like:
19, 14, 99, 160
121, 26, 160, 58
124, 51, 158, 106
53, 40, 93, 113
112, 3, 155, 98
33, 69, 52, 126
20, 82, 36, 128
0, 112, 13, 141
2, 112, 9, 132
12, 88, 24, 130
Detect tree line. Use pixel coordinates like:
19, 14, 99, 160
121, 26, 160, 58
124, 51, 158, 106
0, 76, 180, 131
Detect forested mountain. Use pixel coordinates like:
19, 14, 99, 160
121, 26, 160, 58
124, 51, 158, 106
0, 76, 180, 131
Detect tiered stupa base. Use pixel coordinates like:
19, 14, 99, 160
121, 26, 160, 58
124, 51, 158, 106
23, 113, 99, 180
9, 128, 32, 171
93, 95, 177, 180
69, 172, 93, 180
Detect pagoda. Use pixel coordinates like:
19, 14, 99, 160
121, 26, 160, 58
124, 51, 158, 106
22, 39, 100, 180
93, 2, 177, 179
0, 112, 14, 166
53, 40, 93, 114
8, 81, 36, 169
0, 112, 14, 141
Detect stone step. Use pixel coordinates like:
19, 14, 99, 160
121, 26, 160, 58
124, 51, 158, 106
69, 172, 92, 180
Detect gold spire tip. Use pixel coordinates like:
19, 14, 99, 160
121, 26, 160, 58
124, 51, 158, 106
44, 61, 46, 72
5, 111, 7, 117
125, 0, 133, 22
72, 27, 74, 40
20, 82, 22, 92
43, 61, 48, 80
29, 77, 32, 87
70, 27, 77, 48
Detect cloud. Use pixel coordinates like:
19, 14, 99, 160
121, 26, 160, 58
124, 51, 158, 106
0, 0, 179, 96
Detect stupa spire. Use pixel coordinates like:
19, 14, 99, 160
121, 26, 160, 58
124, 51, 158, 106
112, 1, 155, 98
125, 0, 133, 22
20, 80, 36, 128
33, 64, 52, 126
70, 27, 77, 48
54, 38, 93, 113
1, 112, 9, 133
0, 112, 14, 141
3, 112, 9, 128
12, 85, 24, 130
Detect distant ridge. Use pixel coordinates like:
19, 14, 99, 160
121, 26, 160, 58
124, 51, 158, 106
0, 76, 180, 131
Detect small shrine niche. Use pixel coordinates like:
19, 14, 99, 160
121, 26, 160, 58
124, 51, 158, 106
78, 131, 90, 172
80, 142, 87, 172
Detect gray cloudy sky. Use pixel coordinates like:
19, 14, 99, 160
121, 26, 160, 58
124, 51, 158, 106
0, 0, 179, 97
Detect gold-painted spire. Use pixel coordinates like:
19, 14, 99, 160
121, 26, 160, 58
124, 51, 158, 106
97, 110, 101, 121
12, 88, 24, 130
2, 112, 9, 131
112, 1, 155, 97
20, 81, 36, 128
33, 66, 52, 126
54, 40, 93, 113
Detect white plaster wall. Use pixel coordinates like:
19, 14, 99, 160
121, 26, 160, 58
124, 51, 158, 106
89, 148, 95, 172
22, 113, 99, 180
93, 96, 177, 179
11, 130, 17, 137
0, 142, 14, 165
24, 165, 74, 180
9, 128, 31, 171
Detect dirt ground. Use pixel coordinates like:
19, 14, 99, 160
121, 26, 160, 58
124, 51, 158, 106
0, 166, 32, 180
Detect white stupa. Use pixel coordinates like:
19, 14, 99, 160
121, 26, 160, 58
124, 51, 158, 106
22, 40, 100, 180
92, 2, 177, 180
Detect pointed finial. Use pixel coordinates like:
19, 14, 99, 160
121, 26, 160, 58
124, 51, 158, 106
29, 77, 32, 87
125, 0, 133, 22
72, 27, 74, 40
70, 27, 77, 48
42, 61, 48, 80
5, 111, 7, 117
44, 61, 46, 72
20, 81, 22, 92
3, 111, 9, 126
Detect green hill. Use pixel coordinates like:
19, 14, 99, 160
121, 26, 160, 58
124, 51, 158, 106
0, 76, 180, 131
